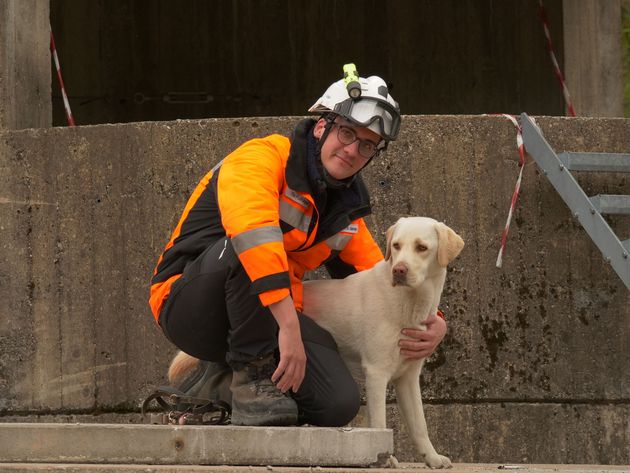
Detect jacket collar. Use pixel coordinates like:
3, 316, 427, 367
286, 119, 372, 213
286, 118, 317, 193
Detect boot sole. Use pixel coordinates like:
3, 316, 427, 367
231, 409, 297, 426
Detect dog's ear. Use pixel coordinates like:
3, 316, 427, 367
384, 222, 397, 261
435, 222, 465, 267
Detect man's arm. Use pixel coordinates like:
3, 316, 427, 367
269, 295, 307, 393
399, 312, 447, 359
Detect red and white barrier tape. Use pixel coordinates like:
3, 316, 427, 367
50, 30, 75, 126
494, 114, 527, 268
538, 0, 576, 117
494, 2, 574, 266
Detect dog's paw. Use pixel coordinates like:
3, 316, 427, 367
370, 453, 400, 469
425, 453, 452, 469
384, 454, 399, 469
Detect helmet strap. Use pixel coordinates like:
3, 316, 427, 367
314, 113, 336, 156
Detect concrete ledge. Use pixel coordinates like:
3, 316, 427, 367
0, 463, 628, 473
0, 423, 393, 467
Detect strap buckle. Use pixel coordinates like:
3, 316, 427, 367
141, 386, 231, 425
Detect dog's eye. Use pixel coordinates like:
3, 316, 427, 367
392, 242, 400, 251
415, 244, 427, 252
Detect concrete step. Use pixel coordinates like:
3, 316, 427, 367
1, 423, 629, 472
0, 423, 392, 467
1, 463, 629, 472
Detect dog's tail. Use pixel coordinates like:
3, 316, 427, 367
168, 350, 200, 384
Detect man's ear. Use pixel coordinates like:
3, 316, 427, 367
435, 222, 465, 267
313, 118, 327, 139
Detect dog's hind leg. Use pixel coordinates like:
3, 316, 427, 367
393, 371, 452, 469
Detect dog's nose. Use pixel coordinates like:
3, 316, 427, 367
392, 263, 408, 286
392, 263, 408, 277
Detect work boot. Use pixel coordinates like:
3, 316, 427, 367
173, 360, 233, 408
230, 354, 298, 426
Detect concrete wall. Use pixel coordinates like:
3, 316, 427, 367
48, 0, 568, 125
1, 0, 623, 131
1, 115, 629, 464
563, 0, 624, 117
0, 0, 51, 129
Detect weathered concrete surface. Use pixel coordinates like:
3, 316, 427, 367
563, 0, 624, 117
48, 0, 568, 124
0, 116, 629, 464
1, 464, 629, 473
0, 423, 392, 467
0, 0, 51, 129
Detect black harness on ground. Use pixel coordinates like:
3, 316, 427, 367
141, 385, 231, 425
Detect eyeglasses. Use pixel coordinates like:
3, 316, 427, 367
334, 124, 383, 159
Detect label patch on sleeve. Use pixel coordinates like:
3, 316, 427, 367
285, 189, 310, 208
341, 223, 359, 234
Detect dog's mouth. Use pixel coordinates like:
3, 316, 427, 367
391, 275, 409, 287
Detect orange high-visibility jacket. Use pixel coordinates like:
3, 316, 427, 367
149, 119, 383, 323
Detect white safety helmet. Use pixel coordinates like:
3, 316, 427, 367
309, 75, 401, 142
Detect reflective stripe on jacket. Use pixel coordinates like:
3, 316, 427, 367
149, 119, 383, 322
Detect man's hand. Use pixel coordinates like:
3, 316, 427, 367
268, 296, 307, 393
399, 312, 447, 360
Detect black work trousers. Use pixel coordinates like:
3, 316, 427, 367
159, 236, 360, 427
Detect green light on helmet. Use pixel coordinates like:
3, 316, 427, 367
343, 63, 362, 99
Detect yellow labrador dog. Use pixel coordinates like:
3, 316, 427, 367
302, 217, 464, 469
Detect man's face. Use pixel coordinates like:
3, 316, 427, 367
313, 117, 382, 180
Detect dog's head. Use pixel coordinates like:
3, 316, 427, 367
384, 217, 464, 287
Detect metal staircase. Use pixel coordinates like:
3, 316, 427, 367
520, 113, 630, 291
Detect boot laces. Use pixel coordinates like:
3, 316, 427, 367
247, 358, 280, 395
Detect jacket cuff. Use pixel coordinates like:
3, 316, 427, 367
259, 287, 291, 307
250, 271, 291, 295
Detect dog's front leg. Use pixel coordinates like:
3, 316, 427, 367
393, 370, 451, 469
363, 366, 389, 429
